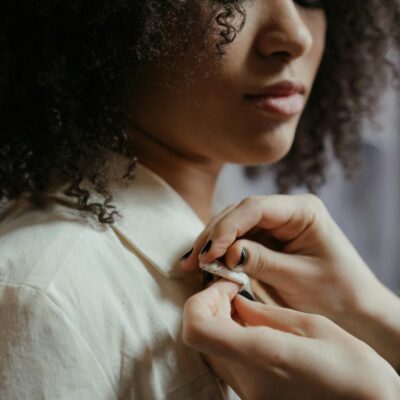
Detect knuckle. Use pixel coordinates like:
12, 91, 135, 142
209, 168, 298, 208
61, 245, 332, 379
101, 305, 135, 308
212, 222, 230, 239
182, 311, 197, 345
251, 249, 268, 276
299, 313, 331, 336
212, 211, 238, 238
201, 204, 238, 243
299, 194, 328, 229
211, 230, 236, 256
298, 314, 319, 332
241, 195, 262, 210
213, 219, 243, 246
222, 202, 238, 214
302, 193, 326, 213
182, 320, 200, 347
315, 314, 334, 329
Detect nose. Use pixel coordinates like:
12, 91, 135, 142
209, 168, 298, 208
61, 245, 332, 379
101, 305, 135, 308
256, 1, 313, 62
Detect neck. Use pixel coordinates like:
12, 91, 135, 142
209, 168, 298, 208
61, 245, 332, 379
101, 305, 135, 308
128, 128, 223, 224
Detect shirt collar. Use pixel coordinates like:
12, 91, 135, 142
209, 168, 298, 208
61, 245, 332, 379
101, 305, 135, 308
109, 153, 205, 278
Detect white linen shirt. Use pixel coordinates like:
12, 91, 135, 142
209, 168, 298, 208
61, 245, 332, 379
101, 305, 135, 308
0, 155, 233, 400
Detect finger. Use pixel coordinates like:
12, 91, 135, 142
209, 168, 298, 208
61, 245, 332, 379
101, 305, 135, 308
234, 295, 326, 339
185, 312, 301, 368
184, 287, 307, 367
182, 280, 242, 358
180, 203, 238, 271
184, 279, 241, 319
198, 194, 328, 264
183, 292, 289, 364
182, 312, 243, 359
223, 239, 306, 289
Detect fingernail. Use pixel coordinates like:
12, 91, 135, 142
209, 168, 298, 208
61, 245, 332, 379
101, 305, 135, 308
239, 290, 255, 301
180, 247, 193, 261
200, 240, 212, 255
233, 247, 248, 272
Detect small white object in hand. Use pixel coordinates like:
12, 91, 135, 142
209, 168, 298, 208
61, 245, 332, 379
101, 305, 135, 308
199, 260, 254, 295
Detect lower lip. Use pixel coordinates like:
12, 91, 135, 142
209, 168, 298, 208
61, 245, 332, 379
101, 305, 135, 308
245, 93, 305, 117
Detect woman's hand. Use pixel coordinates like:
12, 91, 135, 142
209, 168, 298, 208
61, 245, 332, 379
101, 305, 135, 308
182, 280, 400, 400
180, 194, 400, 369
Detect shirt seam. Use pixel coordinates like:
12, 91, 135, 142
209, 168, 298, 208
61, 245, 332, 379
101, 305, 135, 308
0, 217, 92, 291
43, 220, 91, 291
0, 282, 118, 398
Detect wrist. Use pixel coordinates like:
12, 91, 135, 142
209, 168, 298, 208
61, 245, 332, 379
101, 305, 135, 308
371, 365, 400, 400
355, 339, 400, 400
343, 282, 400, 370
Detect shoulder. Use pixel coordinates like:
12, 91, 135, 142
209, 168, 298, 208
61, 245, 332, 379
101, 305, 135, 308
0, 196, 150, 324
0, 197, 121, 292
0, 199, 141, 379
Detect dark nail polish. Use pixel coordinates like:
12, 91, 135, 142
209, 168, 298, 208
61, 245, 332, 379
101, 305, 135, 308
200, 240, 212, 255
202, 271, 214, 288
180, 248, 193, 261
239, 290, 255, 301
236, 247, 248, 268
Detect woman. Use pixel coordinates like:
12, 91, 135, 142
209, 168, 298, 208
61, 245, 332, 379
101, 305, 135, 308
0, 0, 399, 399
182, 195, 400, 399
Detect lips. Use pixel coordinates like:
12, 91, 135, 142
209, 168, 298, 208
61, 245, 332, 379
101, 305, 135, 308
244, 81, 306, 117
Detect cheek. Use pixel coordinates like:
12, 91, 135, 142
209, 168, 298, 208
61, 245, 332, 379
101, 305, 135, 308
305, 12, 327, 72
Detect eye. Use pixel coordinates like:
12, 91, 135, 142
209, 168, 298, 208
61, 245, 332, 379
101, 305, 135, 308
294, 0, 324, 9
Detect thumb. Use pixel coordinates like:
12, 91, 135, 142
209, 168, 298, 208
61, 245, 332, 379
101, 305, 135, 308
225, 239, 302, 290
183, 279, 240, 321
234, 295, 313, 338
182, 280, 243, 358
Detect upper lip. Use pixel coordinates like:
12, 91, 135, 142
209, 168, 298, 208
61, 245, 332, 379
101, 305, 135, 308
245, 80, 307, 98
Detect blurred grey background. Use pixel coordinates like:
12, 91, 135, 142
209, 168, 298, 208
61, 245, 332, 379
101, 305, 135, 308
214, 87, 400, 293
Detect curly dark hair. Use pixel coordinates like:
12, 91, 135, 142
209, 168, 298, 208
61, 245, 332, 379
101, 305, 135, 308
0, 0, 399, 223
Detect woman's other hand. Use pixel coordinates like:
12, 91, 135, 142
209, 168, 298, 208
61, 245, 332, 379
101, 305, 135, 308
180, 194, 400, 368
182, 280, 400, 400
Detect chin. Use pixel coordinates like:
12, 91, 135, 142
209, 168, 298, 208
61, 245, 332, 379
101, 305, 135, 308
245, 148, 292, 166
233, 127, 296, 165
225, 142, 293, 165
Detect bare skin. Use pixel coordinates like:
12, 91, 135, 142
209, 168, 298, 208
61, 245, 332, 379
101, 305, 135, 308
124, 1, 400, 397
182, 194, 400, 370
127, 0, 326, 223
182, 280, 400, 400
